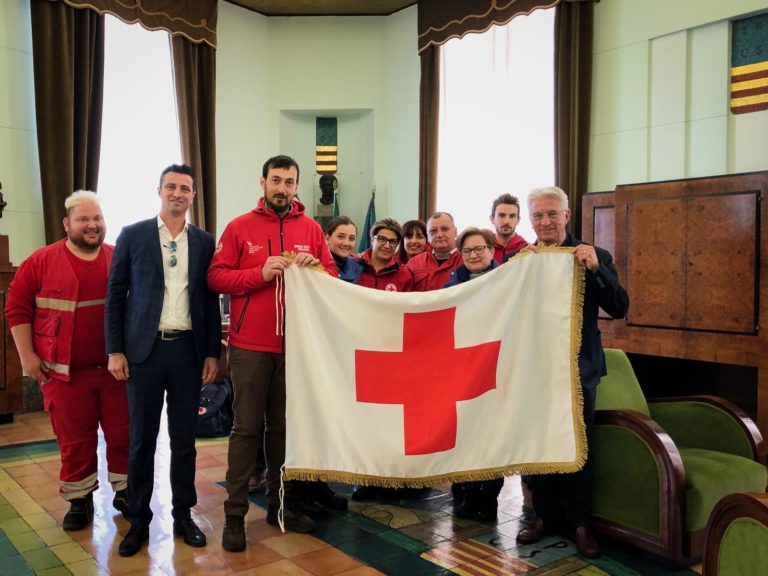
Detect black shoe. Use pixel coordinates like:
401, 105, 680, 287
222, 514, 246, 552
476, 494, 498, 523
287, 492, 326, 518
112, 489, 128, 517
119, 524, 149, 557
303, 481, 348, 511
351, 485, 379, 501
62, 494, 94, 531
267, 504, 315, 533
173, 517, 206, 547
454, 490, 480, 520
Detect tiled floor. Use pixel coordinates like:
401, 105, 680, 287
0, 411, 702, 575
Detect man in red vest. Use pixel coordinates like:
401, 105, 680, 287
5, 191, 129, 531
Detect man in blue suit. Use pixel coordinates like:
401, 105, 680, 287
105, 164, 221, 557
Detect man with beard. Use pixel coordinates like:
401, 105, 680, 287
106, 164, 221, 556
208, 155, 337, 552
5, 191, 129, 531
489, 193, 528, 263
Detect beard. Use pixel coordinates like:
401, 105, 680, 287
264, 193, 292, 213
68, 230, 104, 252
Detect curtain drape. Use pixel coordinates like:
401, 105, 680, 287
418, 46, 440, 221
51, 0, 216, 46
171, 37, 217, 236
555, 0, 595, 237
31, 0, 105, 244
418, 0, 559, 54
31, 0, 218, 240
417, 0, 597, 234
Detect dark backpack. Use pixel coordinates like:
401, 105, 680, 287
196, 378, 234, 438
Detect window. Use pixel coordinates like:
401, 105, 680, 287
99, 15, 182, 243
437, 9, 555, 241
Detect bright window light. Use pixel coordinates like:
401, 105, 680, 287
437, 8, 555, 241
99, 15, 182, 244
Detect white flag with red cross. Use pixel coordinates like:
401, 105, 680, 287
283, 249, 586, 486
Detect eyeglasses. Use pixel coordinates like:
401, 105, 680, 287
164, 241, 177, 267
531, 210, 566, 222
461, 245, 488, 257
374, 235, 399, 247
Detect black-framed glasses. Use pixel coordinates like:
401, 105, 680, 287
374, 235, 399, 247
461, 245, 488, 257
164, 241, 177, 267
531, 210, 566, 222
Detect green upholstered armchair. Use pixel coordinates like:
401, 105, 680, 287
702, 492, 768, 576
592, 349, 767, 565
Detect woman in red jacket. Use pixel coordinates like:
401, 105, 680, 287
356, 218, 414, 292
396, 219, 429, 265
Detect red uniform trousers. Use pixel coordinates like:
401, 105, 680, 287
43, 366, 130, 500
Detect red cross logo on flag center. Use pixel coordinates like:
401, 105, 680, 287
355, 307, 501, 455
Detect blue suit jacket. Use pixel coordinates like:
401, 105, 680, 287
105, 218, 221, 365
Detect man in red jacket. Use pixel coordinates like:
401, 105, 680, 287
406, 211, 463, 291
5, 191, 129, 531
208, 155, 337, 552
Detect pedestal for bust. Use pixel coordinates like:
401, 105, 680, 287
315, 203, 334, 231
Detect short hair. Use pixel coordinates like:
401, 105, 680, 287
325, 215, 357, 236
64, 190, 100, 217
371, 217, 402, 243
396, 219, 427, 262
160, 164, 197, 191
491, 193, 521, 217
428, 211, 455, 225
262, 155, 300, 183
527, 186, 569, 211
457, 227, 495, 252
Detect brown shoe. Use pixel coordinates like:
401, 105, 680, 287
516, 517, 546, 544
574, 526, 600, 558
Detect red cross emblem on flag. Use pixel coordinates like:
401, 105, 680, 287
355, 308, 501, 455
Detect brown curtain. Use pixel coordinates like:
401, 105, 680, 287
418, 46, 440, 221
555, 0, 596, 237
31, 0, 105, 244
417, 0, 598, 231
54, 0, 216, 46
418, 0, 560, 53
171, 37, 217, 236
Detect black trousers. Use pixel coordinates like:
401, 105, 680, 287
529, 385, 597, 529
125, 334, 201, 526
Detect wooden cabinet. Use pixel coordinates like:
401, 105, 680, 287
582, 172, 768, 436
0, 235, 22, 420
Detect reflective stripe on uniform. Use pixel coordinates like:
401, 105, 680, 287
35, 296, 76, 312
60, 472, 98, 499
42, 360, 70, 376
76, 299, 106, 308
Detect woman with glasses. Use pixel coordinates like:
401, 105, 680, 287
444, 227, 499, 287
444, 227, 504, 522
355, 218, 414, 292
396, 219, 429, 265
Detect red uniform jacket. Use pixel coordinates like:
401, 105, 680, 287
5, 239, 114, 381
207, 198, 337, 353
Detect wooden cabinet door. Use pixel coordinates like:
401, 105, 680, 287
685, 192, 758, 333
626, 197, 687, 328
